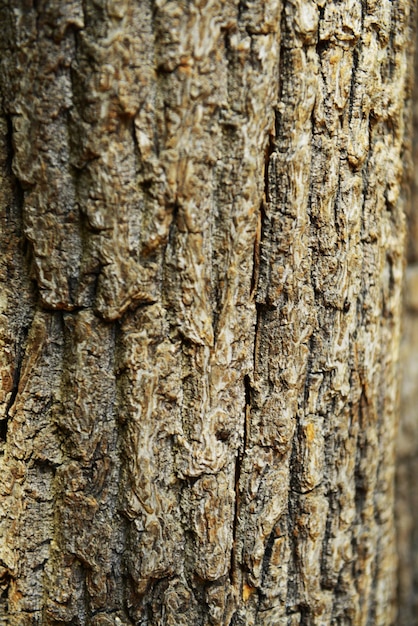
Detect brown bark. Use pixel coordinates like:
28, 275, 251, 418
0, 1, 414, 624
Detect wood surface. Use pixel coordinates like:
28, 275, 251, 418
0, 0, 414, 624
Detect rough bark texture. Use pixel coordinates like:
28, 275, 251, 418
0, 1, 414, 625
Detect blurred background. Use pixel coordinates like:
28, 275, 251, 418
396, 10, 418, 623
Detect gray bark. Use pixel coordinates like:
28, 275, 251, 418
0, 0, 414, 624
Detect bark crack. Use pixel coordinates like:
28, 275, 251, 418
230, 374, 251, 597
1, 328, 27, 440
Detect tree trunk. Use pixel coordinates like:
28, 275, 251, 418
0, 1, 414, 624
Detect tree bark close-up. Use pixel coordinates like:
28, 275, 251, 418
0, 0, 416, 624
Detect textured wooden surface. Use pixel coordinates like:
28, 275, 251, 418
0, 0, 414, 624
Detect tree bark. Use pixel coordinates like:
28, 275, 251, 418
0, 1, 414, 624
